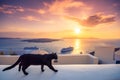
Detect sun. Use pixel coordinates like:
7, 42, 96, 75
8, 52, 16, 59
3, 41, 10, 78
74, 28, 81, 34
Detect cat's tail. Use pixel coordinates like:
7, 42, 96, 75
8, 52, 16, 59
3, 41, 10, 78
2, 56, 22, 71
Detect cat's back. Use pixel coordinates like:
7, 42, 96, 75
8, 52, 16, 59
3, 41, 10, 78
21, 54, 43, 58
20, 54, 47, 64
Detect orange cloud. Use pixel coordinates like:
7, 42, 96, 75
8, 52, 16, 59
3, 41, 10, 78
65, 13, 116, 27
21, 16, 40, 21
27, 8, 46, 15
37, 9, 46, 14
43, 0, 86, 15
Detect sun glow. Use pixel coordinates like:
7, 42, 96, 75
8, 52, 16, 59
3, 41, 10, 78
74, 28, 81, 34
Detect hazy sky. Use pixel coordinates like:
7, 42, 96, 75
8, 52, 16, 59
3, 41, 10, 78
0, 0, 120, 39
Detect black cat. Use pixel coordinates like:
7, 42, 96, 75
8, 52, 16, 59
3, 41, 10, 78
2, 53, 58, 75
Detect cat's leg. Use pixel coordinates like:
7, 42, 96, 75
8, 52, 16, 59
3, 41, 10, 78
47, 64, 58, 72
22, 65, 30, 75
18, 62, 22, 72
41, 65, 45, 72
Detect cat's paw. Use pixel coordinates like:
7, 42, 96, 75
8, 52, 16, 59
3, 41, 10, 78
42, 70, 45, 72
54, 70, 58, 72
24, 72, 29, 75
18, 69, 21, 72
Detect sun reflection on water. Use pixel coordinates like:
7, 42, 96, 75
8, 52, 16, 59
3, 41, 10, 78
72, 39, 83, 55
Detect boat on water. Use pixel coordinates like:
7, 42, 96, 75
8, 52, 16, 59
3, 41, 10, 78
61, 47, 74, 53
24, 46, 39, 50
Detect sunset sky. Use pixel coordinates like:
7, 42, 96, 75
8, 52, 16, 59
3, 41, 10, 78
0, 0, 120, 39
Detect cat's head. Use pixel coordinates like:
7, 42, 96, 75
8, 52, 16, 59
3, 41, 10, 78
51, 52, 58, 63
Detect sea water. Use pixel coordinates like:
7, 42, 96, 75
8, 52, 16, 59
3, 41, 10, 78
0, 38, 120, 55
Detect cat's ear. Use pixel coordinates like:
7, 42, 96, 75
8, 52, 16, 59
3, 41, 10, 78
52, 52, 57, 55
51, 52, 54, 54
54, 52, 57, 55
52, 52, 56, 54
54, 52, 56, 54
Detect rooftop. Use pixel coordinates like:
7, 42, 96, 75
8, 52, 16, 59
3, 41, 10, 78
0, 64, 120, 80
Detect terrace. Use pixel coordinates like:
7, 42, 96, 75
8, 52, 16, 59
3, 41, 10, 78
0, 46, 120, 80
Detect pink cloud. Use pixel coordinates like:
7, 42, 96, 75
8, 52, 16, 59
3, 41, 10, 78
0, 4, 24, 14
22, 0, 91, 17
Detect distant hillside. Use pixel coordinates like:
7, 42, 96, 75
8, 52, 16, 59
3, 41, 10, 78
21, 38, 61, 43
0, 37, 20, 39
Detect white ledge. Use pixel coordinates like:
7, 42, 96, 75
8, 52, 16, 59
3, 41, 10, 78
0, 64, 120, 80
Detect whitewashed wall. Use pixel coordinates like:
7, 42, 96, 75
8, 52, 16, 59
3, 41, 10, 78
95, 46, 115, 64
115, 50, 120, 61
0, 54, 98, 65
